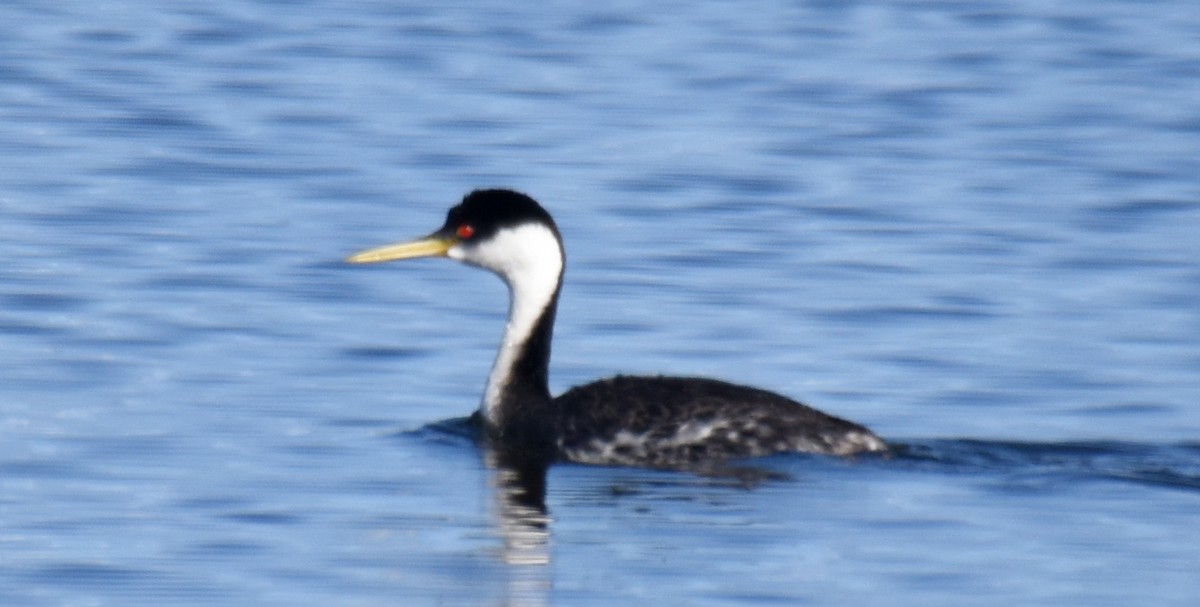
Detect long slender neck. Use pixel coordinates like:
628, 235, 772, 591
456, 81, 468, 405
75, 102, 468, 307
483, 284, 559, 421
470, 224, 565, 449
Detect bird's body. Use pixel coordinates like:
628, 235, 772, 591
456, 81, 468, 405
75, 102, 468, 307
557, 376, 883, 466
348, 189, 886, 468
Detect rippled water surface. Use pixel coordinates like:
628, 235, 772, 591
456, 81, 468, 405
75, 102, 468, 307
2, 2, 1199, 605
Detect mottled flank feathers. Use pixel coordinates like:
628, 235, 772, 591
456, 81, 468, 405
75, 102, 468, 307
556, 376, 886, 467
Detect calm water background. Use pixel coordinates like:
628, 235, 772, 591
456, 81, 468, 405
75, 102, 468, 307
2, 1, 1199, 605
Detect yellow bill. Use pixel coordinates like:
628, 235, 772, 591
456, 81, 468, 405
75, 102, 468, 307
346, 235, 455, 264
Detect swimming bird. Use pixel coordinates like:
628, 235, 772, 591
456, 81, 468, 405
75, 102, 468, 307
347, 189, 886, 468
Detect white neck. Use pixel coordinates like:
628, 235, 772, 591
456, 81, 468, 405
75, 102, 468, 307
449, 223, 564, 425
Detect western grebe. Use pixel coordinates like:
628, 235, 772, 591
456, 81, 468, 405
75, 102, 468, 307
347, 189, 886, 467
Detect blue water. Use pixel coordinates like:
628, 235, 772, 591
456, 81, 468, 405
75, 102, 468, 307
2, 1, 1199, 605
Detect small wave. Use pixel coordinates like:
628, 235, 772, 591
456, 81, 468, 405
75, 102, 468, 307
412, 419, 1200, 494
893, 439, 1200, 493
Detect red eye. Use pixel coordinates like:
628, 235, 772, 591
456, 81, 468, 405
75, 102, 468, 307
456, 224, 475, 239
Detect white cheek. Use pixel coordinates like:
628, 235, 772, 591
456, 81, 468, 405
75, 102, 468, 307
460, 224, 563, 291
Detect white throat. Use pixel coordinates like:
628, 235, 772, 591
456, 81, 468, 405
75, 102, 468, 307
448, 223, 564, 424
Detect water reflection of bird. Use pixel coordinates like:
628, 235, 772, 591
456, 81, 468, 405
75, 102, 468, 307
348, 189, 886, 468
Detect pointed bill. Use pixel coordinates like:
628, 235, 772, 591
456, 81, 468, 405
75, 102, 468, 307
346, 235, 455, 264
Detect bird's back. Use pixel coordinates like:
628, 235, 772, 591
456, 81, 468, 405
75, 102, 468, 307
555, 375, 886, 467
